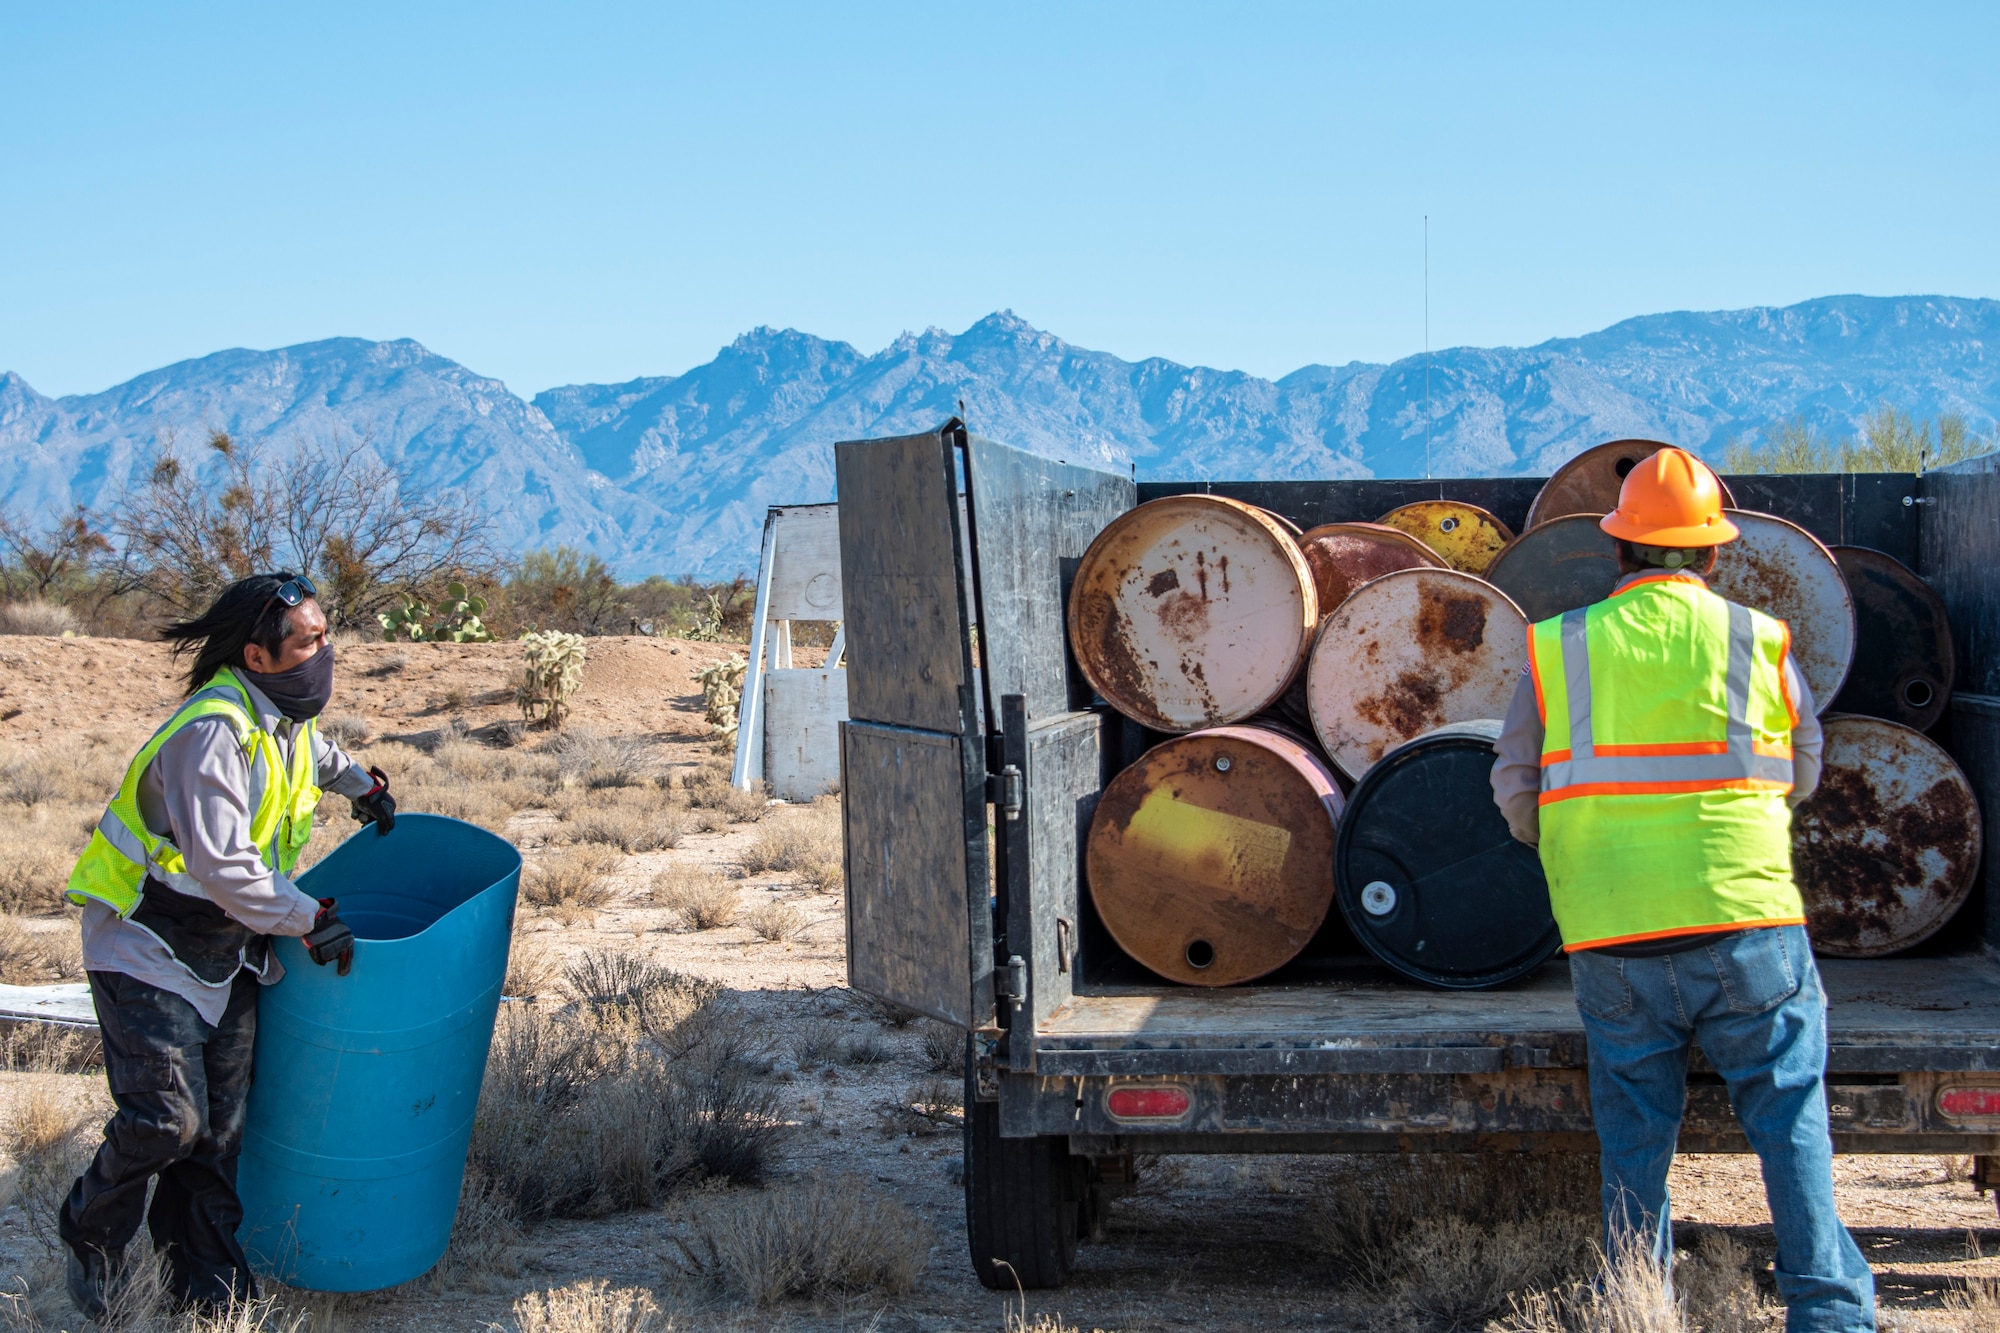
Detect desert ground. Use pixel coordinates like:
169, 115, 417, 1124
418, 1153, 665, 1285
0, 633, 1996, 1332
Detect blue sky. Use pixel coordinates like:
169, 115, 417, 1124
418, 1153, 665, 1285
4, 3, 1996, 398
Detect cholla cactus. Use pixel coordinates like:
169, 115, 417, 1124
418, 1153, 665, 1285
518, 630, 587, 728
380, 583, 494, 643
697, 654, 747, 742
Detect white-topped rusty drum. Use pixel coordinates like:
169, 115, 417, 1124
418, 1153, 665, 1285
1304, 567, 1528, 781
1524, 439, 1739, 530
1793, 715, 1982, 958
1708, 510, 1855, 709
1068, 496, 1317, 731
1086, 724, 1344, 986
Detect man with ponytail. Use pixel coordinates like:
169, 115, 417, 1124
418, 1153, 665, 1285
57, 573, 396, 1317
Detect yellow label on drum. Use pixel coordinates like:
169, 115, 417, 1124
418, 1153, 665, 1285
1118, 785, 1292, 891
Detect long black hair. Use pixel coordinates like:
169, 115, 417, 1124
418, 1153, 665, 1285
161, 573, 305, 696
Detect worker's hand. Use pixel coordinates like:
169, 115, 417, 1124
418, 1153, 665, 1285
304, 897, 354, 976
350, 766, 395, 836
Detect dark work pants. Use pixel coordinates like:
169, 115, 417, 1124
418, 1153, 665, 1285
59, 969, 260, 1307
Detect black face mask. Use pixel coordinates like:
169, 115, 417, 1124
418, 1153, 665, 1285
243, 643, 336, 721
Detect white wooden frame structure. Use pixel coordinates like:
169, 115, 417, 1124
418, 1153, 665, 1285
731, 504, 848, 798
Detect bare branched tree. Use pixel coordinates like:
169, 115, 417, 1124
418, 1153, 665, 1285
0, 505, 117, 602
115, 427, 498, 625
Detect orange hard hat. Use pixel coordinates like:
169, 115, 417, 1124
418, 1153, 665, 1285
1598, 447, 1739, 547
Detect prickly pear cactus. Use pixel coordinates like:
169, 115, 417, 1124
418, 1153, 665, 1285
379, 583, 494, 643
518, 630, 587, 728
697, 654, 747, 742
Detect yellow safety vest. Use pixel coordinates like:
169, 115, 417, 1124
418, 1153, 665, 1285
1527, 574, 1806, 951
67, 666, 323, 916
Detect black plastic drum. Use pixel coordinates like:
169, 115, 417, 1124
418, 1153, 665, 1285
1333, 720, 1563, 989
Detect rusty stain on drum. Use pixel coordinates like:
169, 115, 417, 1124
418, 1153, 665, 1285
1484, 515, 1622, 624
1069, 496, 1317, 731
1375, 501, 1514, 574
1305, 568, 1528, 780
1296, 522, 1444, 613
1524, 439, 1739, 530
1708, 510, 1855, 709
1827, 546, 1955, 731
1086, 725, 1344, 986
1793, 715, 1981, 958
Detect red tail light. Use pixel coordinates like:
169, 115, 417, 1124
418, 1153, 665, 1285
1106, 1085, 1191, 1120
1938, 1087, 2000, 1121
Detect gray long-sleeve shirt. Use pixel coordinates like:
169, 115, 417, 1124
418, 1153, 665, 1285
80, 675, 376, 1025
1488, 571, 1823, 848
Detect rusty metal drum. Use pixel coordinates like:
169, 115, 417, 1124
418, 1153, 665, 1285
1086, 724, 1344, 986
1524, 439, 1739, 530
1793, 715, 1982, 958
1305, 567, 1529, 781
1483, 514, 1622, 623
1069, 496, 1318, 731
1708, 510, 1855, 709
1296, 522, 1444, 614
1827, 547, 1955, 731
1335, 720, 1561, 989
1375, 501, 1514, 574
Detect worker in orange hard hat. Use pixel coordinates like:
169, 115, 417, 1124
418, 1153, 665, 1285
1491, 447, 1874, 1332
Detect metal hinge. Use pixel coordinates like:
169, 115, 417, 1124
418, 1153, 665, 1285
986, 764, 1023, 820
995, 953, 1029, 1013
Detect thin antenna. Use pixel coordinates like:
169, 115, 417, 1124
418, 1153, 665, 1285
1424, 215, 1431, 481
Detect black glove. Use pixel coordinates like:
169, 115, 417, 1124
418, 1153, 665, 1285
305, 897, 354, 976
350, 766, 395, 835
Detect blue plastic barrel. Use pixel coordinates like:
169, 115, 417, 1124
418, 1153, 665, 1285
236, 813, 521, 1292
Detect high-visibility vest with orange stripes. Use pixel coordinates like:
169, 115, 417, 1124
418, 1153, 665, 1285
1527, 573, 1806, 952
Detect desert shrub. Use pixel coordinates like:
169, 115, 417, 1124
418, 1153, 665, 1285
0, 922, 83, 983
512, 1278, 663, 1333
555, 729, 655, 790
0, 601, 78, 636
570, 803, 688, 854
684, 773, 768, 824
668, 1173, 928, 1305
1311, 1154, 1600, 1329
919, 1021, 963, 1074
319, 712, 372, 748
785, 1018, 842, 1071
561, 950, 721, 1048
841, 1030, 891, 1066
471, 1001, 780, 1222
850, 992, 921, 1028
367, 650, 411, 676
0, 837, 75, 916
504, 929, 559, 1000
650, 868, 739, 931
7, 1078, 97, 1256
524, 847, 621, 912
878, 1077, 963, 1137
743, 903, 807, 943
0, 746, 115, 808
738, 803, 841, 879
1495, 1226, 1767, 1333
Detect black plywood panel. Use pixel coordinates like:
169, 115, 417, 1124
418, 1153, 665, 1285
1720, 473, 1920, 567
1923, 461, 2000, 697
843, 722, 982, 1026
1944, 699, 2000, 951
965, 435, 1134, 724
835, 430, 976, 733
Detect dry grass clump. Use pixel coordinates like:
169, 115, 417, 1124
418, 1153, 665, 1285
569, 800, 690, 854
651, 868, 740, 931
525, 846, 622, 913
743, 902, 808, 943
0, 917, 82, 984
1310, 1153, 1600, 1328
512, 1278, 664, 1333
919, 1021, 963, 1074
0, 601, 78, 636
471, 990, 779, 1222
356, 734, 560, 833
878, 1076, 962, 1137
737, 800, 841, 891
0, 837, 76, 917
1495, 1228, 1770, 1333
554, 729, 658, 791
850, 991, 921, 1028
561, 950, 722, 1049
681, 766, 768, 824
319, 712, 371, 748
785, 1019, 842, 1071
422, 1164, 526, 1295
7, 1078, 97, 1257
504, 929, 560, 1000
668, 1173, 929, 1306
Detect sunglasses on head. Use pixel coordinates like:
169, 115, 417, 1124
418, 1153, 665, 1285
259, 575, 318, 617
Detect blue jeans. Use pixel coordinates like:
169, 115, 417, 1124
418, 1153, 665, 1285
1569, 925, 1875, 1333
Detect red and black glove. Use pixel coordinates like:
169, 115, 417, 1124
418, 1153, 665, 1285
305, 897, 354, 976
350, 766, 396, 836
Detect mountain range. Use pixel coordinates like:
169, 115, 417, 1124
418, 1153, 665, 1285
2, 295, 1995, 577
